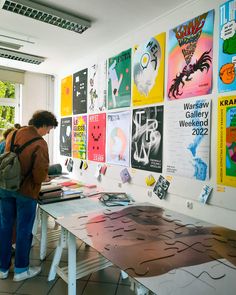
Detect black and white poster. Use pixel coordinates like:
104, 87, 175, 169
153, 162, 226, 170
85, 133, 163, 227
73, 68, 88, 114
131, 106, 163, 172
60, 117, 72, 156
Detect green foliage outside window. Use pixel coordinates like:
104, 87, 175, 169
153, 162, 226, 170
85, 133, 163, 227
0, 106, 15, 128
0, 81, 15, 98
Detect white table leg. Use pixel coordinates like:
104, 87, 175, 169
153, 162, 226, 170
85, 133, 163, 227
48, 227, 67, 281
120, 270, 128, 279
68, 232, 76, 295
40, 210, 48, 260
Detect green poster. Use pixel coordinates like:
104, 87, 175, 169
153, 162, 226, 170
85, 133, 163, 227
108, 48, 131, 109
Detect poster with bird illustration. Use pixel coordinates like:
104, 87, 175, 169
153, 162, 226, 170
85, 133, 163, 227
167, 10, 214, 100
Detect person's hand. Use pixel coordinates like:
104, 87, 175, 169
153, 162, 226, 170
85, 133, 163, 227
44, 175, 51, 182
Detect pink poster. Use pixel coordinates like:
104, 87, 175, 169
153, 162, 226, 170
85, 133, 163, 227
88, 113, 106, 162
167, 10, 214, 100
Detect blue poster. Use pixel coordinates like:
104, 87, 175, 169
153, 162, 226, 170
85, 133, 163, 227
219, 0, 236, 92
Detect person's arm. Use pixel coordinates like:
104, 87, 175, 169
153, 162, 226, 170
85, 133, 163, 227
32, 141, 50, 184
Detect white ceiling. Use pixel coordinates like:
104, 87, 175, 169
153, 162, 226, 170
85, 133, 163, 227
0, 0, 190, 75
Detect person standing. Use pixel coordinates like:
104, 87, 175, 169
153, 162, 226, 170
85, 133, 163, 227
0, 110, 58, 281
0, 124, 21, 155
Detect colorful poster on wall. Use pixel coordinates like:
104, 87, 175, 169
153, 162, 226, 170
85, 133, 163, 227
167, 10, 214, 100
165, 98, 211, 180
72, 115, 87, 159
108, 48, 131, 109
218, 0, 236, 92
132, 32, 165, 106
88, 113, 106, 162
217, 96, 236, 187
61, 75, 72, 116
106, 111, 131, 166
88, 61, 107, 113
73, 68, 88, 114
60, 117, 72, 157
131, 106, 163, 173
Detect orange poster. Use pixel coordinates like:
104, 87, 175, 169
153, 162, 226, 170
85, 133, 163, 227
61, 75, 72, 116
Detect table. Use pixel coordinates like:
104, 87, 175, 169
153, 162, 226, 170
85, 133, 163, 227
38, 196, 105, 260
55, 202, 236, 295
39, 195, 127, 292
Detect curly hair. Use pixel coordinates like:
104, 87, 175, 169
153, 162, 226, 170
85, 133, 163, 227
28, 110, 58, 128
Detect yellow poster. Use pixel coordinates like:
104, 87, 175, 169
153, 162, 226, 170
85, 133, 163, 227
132, 32, 165, 106
61, 75, 72, 116
217, 96, 236, 187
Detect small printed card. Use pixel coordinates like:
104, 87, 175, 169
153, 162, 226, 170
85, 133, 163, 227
100, 164, 107, 175
199, 184, 213, 204
66, 158, 74, 172
145, 174, 156, 186
153, 175, 170, 199
120, 168, 131, 183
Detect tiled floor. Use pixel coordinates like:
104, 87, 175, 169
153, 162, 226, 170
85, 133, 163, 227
0, 224, 135, 295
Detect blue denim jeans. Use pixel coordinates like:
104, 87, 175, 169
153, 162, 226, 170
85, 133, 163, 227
0, 189, 37, 273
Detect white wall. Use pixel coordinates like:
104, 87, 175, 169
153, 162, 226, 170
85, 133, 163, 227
21, 71, 56, 162
53, 0, 236, 229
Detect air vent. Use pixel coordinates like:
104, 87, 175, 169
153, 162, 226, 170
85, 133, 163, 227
0, 47, 45, 64
0, 40, 22, 50
1, 0, 91, 34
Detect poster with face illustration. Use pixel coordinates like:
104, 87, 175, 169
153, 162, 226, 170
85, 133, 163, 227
167, 10, 214, 100
88, 113, 106, 162
131, 106, 163, 172
132, 33, 165, 106
61, 75, 72, 116
88, 61, 107, 113
108, 48, 131, 109
72, 115, 87, 159
106, 111, 131, 166
73, 68, 88, 114
218, 0, 236, 92
60, 117, 72, 156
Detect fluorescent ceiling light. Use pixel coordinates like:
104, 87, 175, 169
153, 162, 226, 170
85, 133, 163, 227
1, 0, 91, 34
0, 40, 22, 50
0, 27, 35, 44
0, 47, 45, 64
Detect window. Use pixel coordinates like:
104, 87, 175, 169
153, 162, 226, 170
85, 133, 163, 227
0, 80, 21, 138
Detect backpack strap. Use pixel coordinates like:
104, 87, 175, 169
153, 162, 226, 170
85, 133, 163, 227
10, 130, 18, 152
10, 130, 42, 154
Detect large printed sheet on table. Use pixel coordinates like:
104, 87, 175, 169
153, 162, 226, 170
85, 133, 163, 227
57, 202, 236, 295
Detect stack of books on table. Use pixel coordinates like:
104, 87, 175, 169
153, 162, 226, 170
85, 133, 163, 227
38, 183, 63, 204
38, 182, 84, 204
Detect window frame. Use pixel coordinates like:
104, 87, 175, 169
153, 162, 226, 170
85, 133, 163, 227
0, 83, 21, 127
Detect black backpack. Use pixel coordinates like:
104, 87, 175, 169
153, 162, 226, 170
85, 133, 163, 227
0, 130, 42, 191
